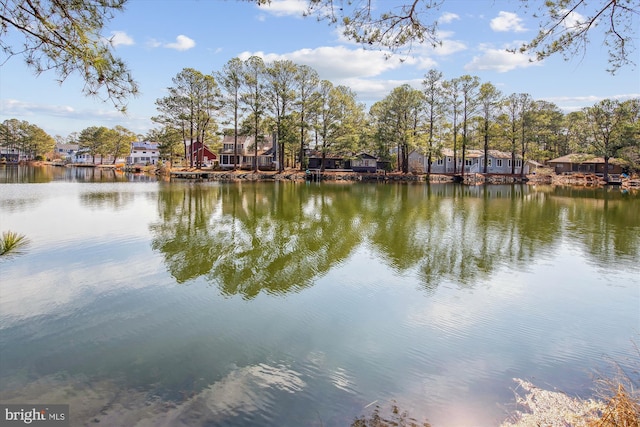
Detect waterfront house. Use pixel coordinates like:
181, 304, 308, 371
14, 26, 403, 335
218, 134, 276, 170
306, 151, 388, 172
127, 141, 160, 166
349, 153, 378, 173
53, 143, 79, 162
307, 152, 348, 170
546, 154, 625, 175
188, 141, 217, 167
0, 147, 21, 162
409, 149, 530, 174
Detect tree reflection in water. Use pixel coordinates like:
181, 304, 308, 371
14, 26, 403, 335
149, 182, 640, 297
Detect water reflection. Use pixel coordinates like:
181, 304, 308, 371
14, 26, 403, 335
150, 183, 363, 296
1, 176, 638, 427
79, 191, 137, 210
0, 164, 157, 183
149, 183, 639, 297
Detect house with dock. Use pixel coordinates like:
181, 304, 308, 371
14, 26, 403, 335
408, 149, 530, 175
306, 151, 389, 172
546, 154, 625, 175
127, 141, 160, 166
218, 135, 276, 170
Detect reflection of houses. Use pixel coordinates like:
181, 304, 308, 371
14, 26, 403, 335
218, 135, 276, 170
546, 154, 625, 175
409, 149, 530, 174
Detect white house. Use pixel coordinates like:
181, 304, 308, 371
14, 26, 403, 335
0, 147, 21, 162
127, 141, 160, 165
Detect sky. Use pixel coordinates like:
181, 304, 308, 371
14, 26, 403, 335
1, 0, 639, 139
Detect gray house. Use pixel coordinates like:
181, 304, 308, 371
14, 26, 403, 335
409, 149, 530, 174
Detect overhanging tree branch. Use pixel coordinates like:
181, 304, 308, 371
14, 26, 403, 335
0, 0, 138, 111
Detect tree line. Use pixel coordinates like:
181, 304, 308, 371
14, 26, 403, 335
2, 58, 639, 175
0, 120, 138, 164
148, 57, 639, 174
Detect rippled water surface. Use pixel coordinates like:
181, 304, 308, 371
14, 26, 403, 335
1, 165, 638, 426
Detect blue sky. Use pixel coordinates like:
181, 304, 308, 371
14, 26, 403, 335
1, 0, 638, 138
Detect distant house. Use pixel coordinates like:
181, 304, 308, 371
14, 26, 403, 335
73, 149, 94, 164
0, 147, 20, 163
188, 141, 217, 167
127, 141, 160, 166
546, 154, 625, 175
54, 143, 79, 161
306, 152, 387, 172
218, 134, 276, 170
73, 150, 127, 165
307, 153, 348, 170
409, 149, 530, 174
350, 153, 378, 173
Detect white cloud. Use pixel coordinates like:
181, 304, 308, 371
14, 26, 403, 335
490, 11, 526, 32
430, 34, 467, 56
257, 0, 308, 17
543, 93, 640, 112
2, 98, 77, 117
0, 99, 149, 136
239, 46, 407, 80
465, 45, 540, 72
439, 12, 460, 24
237, 46, 431, 107
560, 9, 588, 31
108, 31, 134, 47
164, 35, 196, 51
146, 38, 162, 48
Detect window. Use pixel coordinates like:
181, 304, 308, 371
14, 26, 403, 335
465, 159, 472, 166
488, 159, 492, 167
447, 158, 451, 163
516, 160, 522, 167
508, 159, 512, 167
437, 159, 444, 165
496, 159, 503, 167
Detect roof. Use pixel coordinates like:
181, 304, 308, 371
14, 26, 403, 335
132, 141, 159, 150
55, 143, 79, 150
487, 150, 516, 159
547, 154, 624, 165
355, 152, 377, 159
414, 148, 523, 160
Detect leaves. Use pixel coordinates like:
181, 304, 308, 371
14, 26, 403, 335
0, 0, 138, 110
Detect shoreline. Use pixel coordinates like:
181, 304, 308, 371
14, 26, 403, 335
9, 162, 640, 189
164, 167, 640, 189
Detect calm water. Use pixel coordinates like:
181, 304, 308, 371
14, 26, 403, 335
0, 165, 638, 427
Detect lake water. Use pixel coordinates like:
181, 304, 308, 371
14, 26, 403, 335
0, 165, 638, 426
